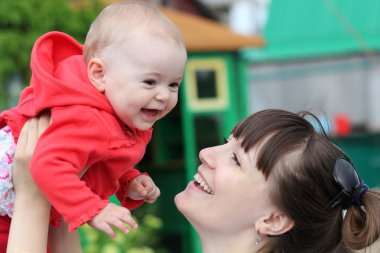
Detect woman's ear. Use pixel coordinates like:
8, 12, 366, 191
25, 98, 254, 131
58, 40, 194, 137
255, 211, 294, 236
87, 58, 106, 92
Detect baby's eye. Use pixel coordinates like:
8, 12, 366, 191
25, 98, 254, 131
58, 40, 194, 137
232, 153, 241, 166
169, 82, 180, 89
144, 79, 156, 85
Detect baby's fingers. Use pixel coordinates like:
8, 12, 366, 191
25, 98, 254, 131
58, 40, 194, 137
97, 222, 116, 239
134, 183, 148, 197
109, 218, 132, 236
106, 209, 138, 236
119, 212, 138, 230
90, 204, 138, 238
145, 187, 161, 202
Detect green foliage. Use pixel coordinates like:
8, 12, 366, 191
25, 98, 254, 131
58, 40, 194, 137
79, 207, 169, 253
0, 0, 103, 108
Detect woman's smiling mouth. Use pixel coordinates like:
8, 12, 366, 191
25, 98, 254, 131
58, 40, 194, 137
194, 173, 213, 195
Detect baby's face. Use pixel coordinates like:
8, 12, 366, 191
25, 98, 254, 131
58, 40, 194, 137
100, 34, 187, 131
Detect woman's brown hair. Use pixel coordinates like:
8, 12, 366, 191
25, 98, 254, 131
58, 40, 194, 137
231, 109, 380, 253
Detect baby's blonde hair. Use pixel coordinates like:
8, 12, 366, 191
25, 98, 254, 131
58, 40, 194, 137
83, 0, 184, 63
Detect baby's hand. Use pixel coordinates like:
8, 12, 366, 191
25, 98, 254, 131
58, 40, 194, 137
88, 203, 137, 239
127, 175, 161, 203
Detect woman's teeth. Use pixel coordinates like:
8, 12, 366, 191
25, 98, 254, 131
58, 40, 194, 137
194, 173, 213, 194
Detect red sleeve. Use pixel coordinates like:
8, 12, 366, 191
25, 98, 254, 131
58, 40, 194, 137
115, 129, 153, 210
30, 107, 110, 231
116, 169, 145, 210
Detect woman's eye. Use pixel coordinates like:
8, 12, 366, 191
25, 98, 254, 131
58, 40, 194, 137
232, 153, 241, 166
224, 137, 232, 144
223, 138, 240, 166
144, 80, 156, 85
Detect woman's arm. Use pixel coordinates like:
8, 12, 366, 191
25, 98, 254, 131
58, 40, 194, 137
7, 115, 51, 253
7, 113, 83, 253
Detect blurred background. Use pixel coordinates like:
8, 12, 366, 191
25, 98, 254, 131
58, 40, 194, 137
1, 0, 379, 253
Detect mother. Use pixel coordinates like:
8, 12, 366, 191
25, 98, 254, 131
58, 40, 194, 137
7, 109, 380, 253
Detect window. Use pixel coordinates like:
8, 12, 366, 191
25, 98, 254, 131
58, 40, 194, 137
185, 58, 229, 112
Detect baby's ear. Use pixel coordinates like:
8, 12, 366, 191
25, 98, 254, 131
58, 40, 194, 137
255, 211, 294, 236
87, 58, 106, 92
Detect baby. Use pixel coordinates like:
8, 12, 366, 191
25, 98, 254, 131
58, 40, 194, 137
0, 0, 187, 251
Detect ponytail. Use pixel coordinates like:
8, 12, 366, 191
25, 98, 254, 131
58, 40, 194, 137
342, 189, 380, 250
324, 158, 380, 250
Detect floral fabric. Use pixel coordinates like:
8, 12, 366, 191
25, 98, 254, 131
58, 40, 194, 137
0, 125, 15, 218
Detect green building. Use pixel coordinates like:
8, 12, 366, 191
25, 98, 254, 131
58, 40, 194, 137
240, 0, 380, 188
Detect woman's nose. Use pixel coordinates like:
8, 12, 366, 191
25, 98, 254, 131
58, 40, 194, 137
199, 146, 219, 169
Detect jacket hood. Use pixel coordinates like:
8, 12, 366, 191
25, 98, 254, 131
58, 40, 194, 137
18, 31, 114, 116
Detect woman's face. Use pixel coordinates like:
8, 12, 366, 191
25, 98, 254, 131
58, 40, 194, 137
175, 136, 278, 235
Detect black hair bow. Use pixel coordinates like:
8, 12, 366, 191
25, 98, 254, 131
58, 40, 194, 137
328, 158, 368, 209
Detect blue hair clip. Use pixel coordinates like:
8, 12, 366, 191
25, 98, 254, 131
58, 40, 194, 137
328, 158, 368, 209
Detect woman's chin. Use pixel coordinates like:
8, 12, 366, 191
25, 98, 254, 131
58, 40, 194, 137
174, 190, 187, 213
175, 192, 198, 224
174, 185, 199, 218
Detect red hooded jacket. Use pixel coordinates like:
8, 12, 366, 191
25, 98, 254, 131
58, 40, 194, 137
0, 32, 152, 231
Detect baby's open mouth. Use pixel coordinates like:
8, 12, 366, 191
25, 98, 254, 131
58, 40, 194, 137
194, 173, 213, 194
141, 108, 159, 116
